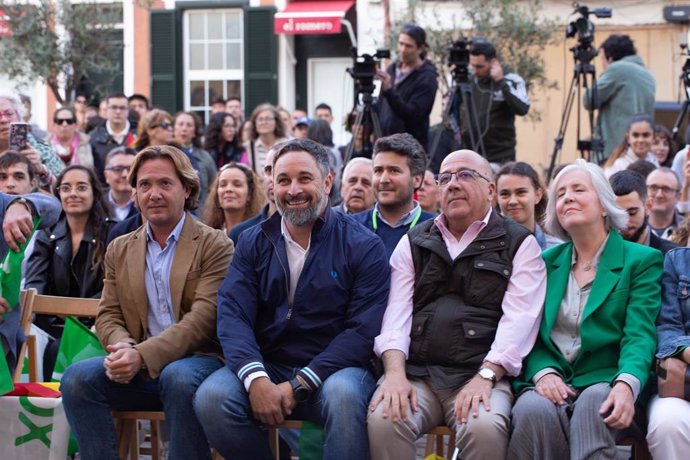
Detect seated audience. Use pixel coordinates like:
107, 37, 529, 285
604, 114, 657, 178
352, 133, 435, 259
496, 161, 560, 250
128, 94, 150, 118
245, 103, 288, 173
646, 247, 690, 459
647, 167, 683, 240
292, 117, 310, 140
174, 111, 217, 212
651, 125, 676, 168
0, 93, 63, 187
416, 169, 440, 214
334, 157, 375, 215
227, 145, 280, 244
60, 145, 234, 460
48, 107, 94, 168
133, 109, 174, 151
204, 112, 245, 168
26, 165, 115, 299
508, 159, 662, 459
0, 190, 61, 371
670, 215, 690, 246
103, 147, 137, 222
368, 149, 546, 459
194, 139, 390, 459
609, 170, 678, 254
202, 162, 265, 234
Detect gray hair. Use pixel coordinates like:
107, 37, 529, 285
0, 93, 24, 120
545, 159, 628, 241
342, 157, 373, 181
273, 138, 331, 179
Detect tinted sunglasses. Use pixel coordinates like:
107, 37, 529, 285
54, 118, 76, 126
151, 120, 173, 130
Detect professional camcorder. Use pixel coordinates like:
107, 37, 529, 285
448, 38, 472, 84
565, 3, 611, 45
347, 49, 391, 94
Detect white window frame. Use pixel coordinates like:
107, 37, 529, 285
182, 8, 245, 124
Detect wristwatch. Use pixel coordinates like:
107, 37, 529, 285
477, 367, 497, 385
289, 377, 311, 403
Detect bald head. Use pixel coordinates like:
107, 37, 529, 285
441, 150, 492, 180
438, 149, 495, 237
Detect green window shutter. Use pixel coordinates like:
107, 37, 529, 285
244, 7, 278, 112
150, 10, 180, 114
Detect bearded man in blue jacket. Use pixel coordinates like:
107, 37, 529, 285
195, 138, 390, 460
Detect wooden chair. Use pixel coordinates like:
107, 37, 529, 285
20, 289, 166, 460
12, 289, 36, 381
268, 421, 455, 459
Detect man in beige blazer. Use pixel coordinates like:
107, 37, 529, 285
60, 145, 234, 460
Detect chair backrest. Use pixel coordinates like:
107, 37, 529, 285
12, 289, 36, 382
19, 288, 101, 382
28, 288, 100, 318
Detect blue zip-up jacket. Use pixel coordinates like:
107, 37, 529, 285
217, 206, 390, 392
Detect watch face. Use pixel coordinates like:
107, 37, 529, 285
479, 368, 495, 381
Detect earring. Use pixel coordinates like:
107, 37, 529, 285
602, 212, 607, 217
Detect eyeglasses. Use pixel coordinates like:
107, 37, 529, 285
105, 165, 131, 174
256, 116, 275, 123
647, 184, 679, 195
0, 110, 17, 120
57, 184, 91, 194
108, 105, 128, 112
151, 121, 173, 130
437, 168, 490, 187
54, 118, 76, 126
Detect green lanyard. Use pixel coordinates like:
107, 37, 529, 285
372, 207, 423, 233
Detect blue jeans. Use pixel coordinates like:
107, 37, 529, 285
194, 364, 376, 460
61, 354, 222, 460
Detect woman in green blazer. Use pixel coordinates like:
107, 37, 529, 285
508, 159, 663, 460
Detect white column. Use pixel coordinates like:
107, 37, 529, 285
122, 0, 135, 96
278, 34, 296, 110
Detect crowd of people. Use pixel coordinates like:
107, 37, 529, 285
0, 25, 689, 460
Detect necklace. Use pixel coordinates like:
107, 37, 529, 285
581, 261, 594, 272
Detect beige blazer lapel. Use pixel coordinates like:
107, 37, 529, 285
169, 214, 200, 319
126, 226, 149, 334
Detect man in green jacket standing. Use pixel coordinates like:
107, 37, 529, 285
584, 34, 656, 161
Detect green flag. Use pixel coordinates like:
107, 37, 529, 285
298, 421, 324, 460
0, 342, 14, 395
0, 216, 39, 320
52, 316, 106, 382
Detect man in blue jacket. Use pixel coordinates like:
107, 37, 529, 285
195, 139, 390, 460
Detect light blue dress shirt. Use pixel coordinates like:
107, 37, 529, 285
144, 213, 186, 338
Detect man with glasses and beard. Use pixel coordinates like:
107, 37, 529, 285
195, 139, 390, 460
609, 170, 677, 254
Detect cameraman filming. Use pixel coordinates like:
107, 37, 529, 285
465, 41, 530, 164
376, 23, 438, 150
583, 34, 656, 160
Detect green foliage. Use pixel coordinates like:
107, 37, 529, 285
392, 0, 561, 119
0, 0, 123, 105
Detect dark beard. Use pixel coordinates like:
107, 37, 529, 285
625, 216, 649, 243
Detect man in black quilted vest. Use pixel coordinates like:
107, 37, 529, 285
367, 149, 547, 459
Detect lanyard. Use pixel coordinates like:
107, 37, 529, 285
372, 207, 423, 233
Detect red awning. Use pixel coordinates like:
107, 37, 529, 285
0, 9, 11, 37
274, 1, 354, 35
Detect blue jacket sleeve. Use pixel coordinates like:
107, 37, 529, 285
296, 236, 390, 391
216, 232, 267, 382
657, 249, 690, 358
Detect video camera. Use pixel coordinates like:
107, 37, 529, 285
565, 3, 611, 46
347, 49, 391, 95
448, 38, 472, 84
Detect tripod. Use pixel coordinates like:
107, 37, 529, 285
671, 53, 690, 143
547, 40, 603, 181
343, 87, 382, 163
430, 70, 486, 160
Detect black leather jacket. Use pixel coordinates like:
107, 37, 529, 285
25, 216, 116, 299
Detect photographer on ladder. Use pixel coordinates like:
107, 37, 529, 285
376, 24, 438, 151
464, 41, 530, 164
